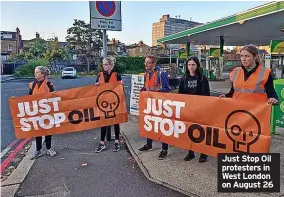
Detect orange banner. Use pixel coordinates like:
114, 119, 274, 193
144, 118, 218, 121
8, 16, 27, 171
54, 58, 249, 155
139, 92, 271, 157
9, 82, 128, 139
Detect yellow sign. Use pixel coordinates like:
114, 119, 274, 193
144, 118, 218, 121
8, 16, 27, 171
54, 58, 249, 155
270, 40, 284, 54
209, 48, 220, 57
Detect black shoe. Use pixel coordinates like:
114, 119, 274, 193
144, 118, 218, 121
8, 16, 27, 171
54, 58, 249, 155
184, 152, 195, 161
113, 143, 120, 152
199, 154, 208, 163
158, 150, 168, 160
138, 144, 152, 151
95, 143, 106, 153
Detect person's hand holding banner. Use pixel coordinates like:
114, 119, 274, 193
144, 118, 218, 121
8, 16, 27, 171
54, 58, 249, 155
139, 91, 271, 157
9, 82, 128, 139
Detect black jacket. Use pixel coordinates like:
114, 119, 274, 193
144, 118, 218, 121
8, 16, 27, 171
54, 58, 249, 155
178, 74, 210, 96
225, 65, 278, 100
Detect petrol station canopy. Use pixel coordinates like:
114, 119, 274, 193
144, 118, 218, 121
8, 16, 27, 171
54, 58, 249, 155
157, 2, 284, 46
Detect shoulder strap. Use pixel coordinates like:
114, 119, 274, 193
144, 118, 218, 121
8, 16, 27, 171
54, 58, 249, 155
30, 81, 37, 94
46, 81, 53, 92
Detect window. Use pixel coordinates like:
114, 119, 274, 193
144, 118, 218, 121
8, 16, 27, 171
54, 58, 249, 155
8, 45, 12, 51
73, 54, 77, 60
3, 34, 12, 39
63, 67, 74, 71
117, 47, 120, 52
140, 48, 143, 53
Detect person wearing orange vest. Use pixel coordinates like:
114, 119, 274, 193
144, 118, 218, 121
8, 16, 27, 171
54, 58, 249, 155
29, 66, 57, 160
220, 45, 278, 105
95, 56, 123, 153
138, 55, 171, 160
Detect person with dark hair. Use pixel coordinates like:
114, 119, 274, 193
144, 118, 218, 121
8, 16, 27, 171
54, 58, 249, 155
178, 56, 210, 163
220, 45, 278, 105
138, 55, 171, 160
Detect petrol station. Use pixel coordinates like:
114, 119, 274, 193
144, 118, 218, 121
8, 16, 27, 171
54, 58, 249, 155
158, 1, 284, 80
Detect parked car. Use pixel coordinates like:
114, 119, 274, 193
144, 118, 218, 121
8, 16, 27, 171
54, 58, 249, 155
61, 67, 77, 79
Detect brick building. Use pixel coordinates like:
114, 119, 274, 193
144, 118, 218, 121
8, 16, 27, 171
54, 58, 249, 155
1, 27, 23, 61
107, 38, 127, 56
126, 41, 151, 57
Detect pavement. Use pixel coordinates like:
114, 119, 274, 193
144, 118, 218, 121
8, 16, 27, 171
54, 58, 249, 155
1, 75, 15, 82
1, 80, 284, 197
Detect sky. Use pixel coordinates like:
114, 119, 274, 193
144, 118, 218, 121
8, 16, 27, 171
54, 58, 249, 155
1, 1, 268, 46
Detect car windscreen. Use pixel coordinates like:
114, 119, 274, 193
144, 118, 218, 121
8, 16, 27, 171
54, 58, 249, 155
64, 68, 74, 71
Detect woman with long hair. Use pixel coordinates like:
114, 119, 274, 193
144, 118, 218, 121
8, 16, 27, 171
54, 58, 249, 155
178, 56, 210, 163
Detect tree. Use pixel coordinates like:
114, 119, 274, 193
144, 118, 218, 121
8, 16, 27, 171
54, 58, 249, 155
66, 19, 103, 73
23, 37, 46, 59
43, 37, 70, 62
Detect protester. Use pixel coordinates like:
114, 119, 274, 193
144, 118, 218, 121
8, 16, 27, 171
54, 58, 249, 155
178, 56, 210, 163
95, 56, 123, 153
29, 66, 57, 160
220, 44, 278, 105
138, 55, 171, 160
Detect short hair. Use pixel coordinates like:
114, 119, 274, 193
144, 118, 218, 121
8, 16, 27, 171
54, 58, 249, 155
35, 66, 50, 76
102, 56, 116, 67
145, 55, 157, 64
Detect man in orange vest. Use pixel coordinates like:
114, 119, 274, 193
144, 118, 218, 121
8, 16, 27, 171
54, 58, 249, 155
221, 45, 278, 105
139, 55, 171, 160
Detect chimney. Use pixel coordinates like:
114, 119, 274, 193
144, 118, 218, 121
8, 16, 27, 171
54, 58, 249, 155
36, 32, 40, 39
16, 27, 20, 54
178, 15, 180, 19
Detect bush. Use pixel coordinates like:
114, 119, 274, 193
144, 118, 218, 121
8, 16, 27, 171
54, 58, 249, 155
98, 56, 177, 74
14, 59, 49, 77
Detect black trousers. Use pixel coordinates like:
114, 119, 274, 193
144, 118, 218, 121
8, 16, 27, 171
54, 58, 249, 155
36, 135, 51, 151
188, 150, 207, 158
146, 138, 168, 150
106, 126, 112, 141
101, 124, 120, 141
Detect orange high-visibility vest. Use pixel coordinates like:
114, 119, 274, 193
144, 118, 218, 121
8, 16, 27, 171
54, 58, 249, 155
144, 70, 161, 91
99, 72, 117, 83
230, 66, 271, 102
28, 80, 51, 95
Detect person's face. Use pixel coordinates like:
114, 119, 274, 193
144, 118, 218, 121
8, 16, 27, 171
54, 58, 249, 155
34, 68, 44, 81
103, 61, 113, 72
240, 50, 255, 67
187, 60, 198, 74
144, 58, 155, 71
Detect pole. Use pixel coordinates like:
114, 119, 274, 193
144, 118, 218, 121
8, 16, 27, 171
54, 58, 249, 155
102, 29, 112, 139
103, 30, 107, 58
169, 47, 172, 64
186, 42, 190, 58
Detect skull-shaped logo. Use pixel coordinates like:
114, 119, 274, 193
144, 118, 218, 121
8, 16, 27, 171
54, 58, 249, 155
96, 90, 120, 119
225, 110, 261, 153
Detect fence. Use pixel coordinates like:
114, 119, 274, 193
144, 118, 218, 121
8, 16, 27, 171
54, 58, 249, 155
1, 61, 98, 75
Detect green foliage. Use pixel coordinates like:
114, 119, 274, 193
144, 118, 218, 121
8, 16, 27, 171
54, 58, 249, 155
23, 38, 46, 59
98, 57, 177, 74
43, 37, 70, 62
8, 53, 27, 62
14, 59, 49, 77
66, 19, 103, 72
